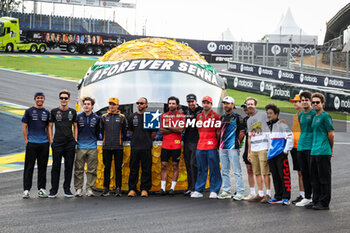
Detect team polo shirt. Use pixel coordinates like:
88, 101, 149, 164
311, 112, 334, 156
77, 112, 100, 149
22, 107, 50, 143
297, 109, 316, 151
220, 112, 244, 150
160, 110, 185, 150
292, 112, 301, 148
196, 110, 221, 150
50, 107, 77, 143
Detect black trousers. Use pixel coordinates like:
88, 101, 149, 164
50, 140, 76, 193
183, 142, 198, 191
103, 149, 123, 190
268, 153, 291, 200
297, 150, 312, 199
128, 148, 152, 191
310, 155, 332, 207
23, 142, 49, 191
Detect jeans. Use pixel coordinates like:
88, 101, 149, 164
219, 149, 244, 194
195, 149, 222, 193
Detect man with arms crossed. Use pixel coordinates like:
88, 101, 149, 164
74, 97, 100, 197
217, 96, 245, 200
296, 91, 315, 207
157, 96, 185, 196
309, 93, 334, 210
48, 90, 78, 198
247, 97, 272, 203
128, 97, 157, 197
22, 92, 50, 198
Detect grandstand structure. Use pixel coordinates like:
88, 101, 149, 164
0, 10, 129, 35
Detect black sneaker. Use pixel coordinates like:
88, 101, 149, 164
48, 190, 57, 198
101, 188, 110, 197
312, 204, 329, 210
168, 189, 175, 196
184, 190, 192, 196
64, 189, 74, 198
155, 189, 166, 196
292, 195, 303, 204
304, 202, 314, 209
115, 188, 122, 197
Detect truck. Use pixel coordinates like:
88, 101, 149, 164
0, 17, 128, 55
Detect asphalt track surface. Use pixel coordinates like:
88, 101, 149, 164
0, 68, 350, 233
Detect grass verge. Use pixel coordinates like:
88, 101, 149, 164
0, 56, 95, 80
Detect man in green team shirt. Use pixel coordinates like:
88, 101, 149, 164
295, 91, 316, 207
309, 93, 334, 210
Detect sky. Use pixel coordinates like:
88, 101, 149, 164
22, 0, 350, 44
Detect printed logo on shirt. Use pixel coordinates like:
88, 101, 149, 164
56, 111, 62, 121
68, 111, 73, 121
41, 112, 48, 121
208, 141, 213, 145
144, 110, 161, 129
133, 115, 138, 127
174, 140, 181, 144
250, 122, 263, 137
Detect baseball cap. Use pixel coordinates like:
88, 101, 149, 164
34, 92, 45, 98
222, 96, 235, 104
289, 94, 301, 103
241, 101, 247, 108
109, 97, 119, 105
202, 96, 213, 103
186, 94, 197, 102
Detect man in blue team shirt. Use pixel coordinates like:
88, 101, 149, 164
217, 96, 245, 200
74, 97, 100, 197
22, 92, 50, 199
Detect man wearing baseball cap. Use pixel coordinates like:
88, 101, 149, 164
217, 96, 245, 200
183, 94, 202, 196
22, 92, 50, 199
289, 94, 305, 204
100, 97, 127, 197
191, 96, 222, 198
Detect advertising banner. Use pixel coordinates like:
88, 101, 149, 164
227, 61, 350, 90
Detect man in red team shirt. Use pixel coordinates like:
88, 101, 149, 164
157, 96, 185, 196
191, 96, 222, 198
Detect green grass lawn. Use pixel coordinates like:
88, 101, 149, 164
0, 55, 348, 120
0, 56, 95, 80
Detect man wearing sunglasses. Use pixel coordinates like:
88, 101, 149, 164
127, 97, 157, 197
22, 92, 50, 199
309, 93, 334, 210
100, 97, 127, 197
289, 94, 305, 204
296, 91, 316, 208
48, 90, 78, 198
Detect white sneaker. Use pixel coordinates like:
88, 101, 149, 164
243, 193, 255, 200
296, 198, 312, 207
209, 192, 218, 199
23, 190, 30, 199
75, 189, 83, 197
38, 189, 48, 198
190, 191, 204, 198
86, 189, 95, 197
232, 193, 244, 201
217, 191, 232, 199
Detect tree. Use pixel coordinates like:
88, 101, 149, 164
0, 0, 21, 12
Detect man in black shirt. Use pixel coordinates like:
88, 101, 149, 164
127, 97, 157, 197
48, 90, 78, 198
183, 94, 202, 196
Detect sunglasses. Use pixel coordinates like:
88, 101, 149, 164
109, 102, 116, 105
59, 97, 69, 100
312, 101, 321, 105
136, 102, 145, 105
